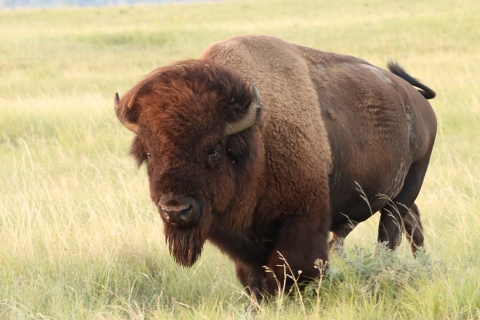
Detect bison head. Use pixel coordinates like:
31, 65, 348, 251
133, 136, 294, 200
114, 60, 262, 267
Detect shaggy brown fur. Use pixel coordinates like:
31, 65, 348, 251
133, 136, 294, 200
115, 35, 436, 300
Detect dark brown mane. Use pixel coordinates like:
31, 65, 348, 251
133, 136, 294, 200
118, 59, 253, 125
119, 59, 259, 170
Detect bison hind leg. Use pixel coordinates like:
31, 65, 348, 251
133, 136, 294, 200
379, 202, 426, 257
403, 202, 425, 256
329, 222, 358, 254
378, 156, 431, 254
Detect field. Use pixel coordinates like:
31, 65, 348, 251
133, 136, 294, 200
1, 0, 479, 318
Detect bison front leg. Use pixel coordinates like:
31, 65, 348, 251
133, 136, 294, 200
263, 213, 330, 295
234, 259, 266, 302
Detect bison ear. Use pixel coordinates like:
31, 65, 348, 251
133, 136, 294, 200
225, 84, 262, 135
114, 92, 139, 133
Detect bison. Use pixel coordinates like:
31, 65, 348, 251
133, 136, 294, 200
114, 35, 436, 299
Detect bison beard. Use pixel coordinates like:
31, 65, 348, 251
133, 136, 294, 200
165, 225, 206, 267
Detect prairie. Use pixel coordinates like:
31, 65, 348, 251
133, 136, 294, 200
0, 0, 479, 318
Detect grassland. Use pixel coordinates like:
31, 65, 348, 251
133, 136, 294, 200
1, 0, 479, 318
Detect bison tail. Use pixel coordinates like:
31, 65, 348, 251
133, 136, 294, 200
387, 61, 436, 100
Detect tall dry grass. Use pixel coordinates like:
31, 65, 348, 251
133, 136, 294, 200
1, 0, 479, 318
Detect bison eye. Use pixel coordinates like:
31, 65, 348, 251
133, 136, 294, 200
207, 145, 221, 168
146, 151, 151, 162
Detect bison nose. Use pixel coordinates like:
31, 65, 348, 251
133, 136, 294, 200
158, 195, 200, 227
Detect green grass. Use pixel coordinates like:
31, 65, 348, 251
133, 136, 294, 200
1, 0, 479, 318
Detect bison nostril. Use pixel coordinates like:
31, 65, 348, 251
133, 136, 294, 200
179, 206, 194, 221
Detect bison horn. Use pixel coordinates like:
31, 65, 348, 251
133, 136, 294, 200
114, 92, 139, 133
225, 84, 262, 135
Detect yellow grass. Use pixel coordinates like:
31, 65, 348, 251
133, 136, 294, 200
1, 0, 479, 318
